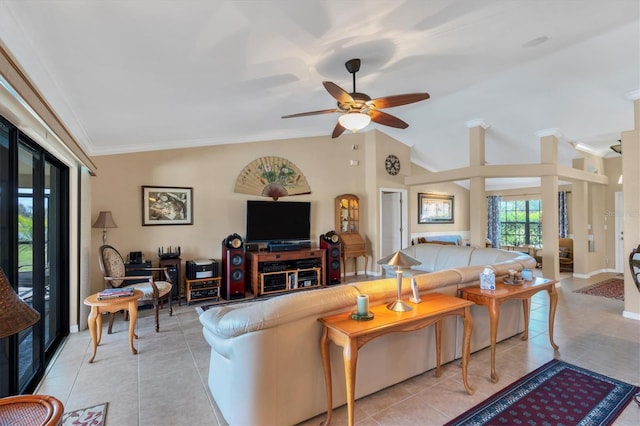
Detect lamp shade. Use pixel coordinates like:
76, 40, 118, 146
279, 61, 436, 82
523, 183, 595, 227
0, 267, 40, 339
338, 112, 371, 132
377, 250, 422, 269
92, 211, 118, 229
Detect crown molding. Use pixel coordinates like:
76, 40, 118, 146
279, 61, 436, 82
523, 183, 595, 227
464, 119, 490, 129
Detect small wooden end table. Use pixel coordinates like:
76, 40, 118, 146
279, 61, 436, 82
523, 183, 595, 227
459, 277, 559, 383
84, 289, 142, 363
319, 293, 475, 426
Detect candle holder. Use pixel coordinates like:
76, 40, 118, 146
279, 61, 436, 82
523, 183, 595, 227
377, 250, 422, 312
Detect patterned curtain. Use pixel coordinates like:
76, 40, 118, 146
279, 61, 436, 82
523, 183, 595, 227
487, 195, 502, 248
558, 191, 568, 237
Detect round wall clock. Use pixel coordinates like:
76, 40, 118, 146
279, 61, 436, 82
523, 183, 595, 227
385, 154, 401, 176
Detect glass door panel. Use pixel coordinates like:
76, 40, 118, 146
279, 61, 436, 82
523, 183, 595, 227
17, 143, 39, 390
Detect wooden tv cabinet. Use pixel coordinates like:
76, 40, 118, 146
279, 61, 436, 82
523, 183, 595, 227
246, 248, 326, 297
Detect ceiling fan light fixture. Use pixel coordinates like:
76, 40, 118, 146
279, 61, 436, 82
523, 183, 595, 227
610, 141, 622, 154
338, 112, 371, 133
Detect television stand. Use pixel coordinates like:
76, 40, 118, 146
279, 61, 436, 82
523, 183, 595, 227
246, 248, 326, 297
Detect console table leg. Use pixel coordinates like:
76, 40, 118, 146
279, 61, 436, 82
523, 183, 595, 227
343, 340, 358, 426
461, 306, 475, 394
521, 298, 530, 341
548, 287, 559, 350
488, 300, 500, 383
435, 321, 442, 377
320, 327, 333, 426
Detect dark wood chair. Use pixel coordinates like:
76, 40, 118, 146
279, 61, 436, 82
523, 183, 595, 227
98, 245, 173, 333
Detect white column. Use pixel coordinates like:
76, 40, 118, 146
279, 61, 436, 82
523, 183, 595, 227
536, 129, 561, 281
622, 92, 640, 319
466, 119, 490, 248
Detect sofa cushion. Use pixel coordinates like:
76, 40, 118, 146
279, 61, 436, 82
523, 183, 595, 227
200, 284, 359, 338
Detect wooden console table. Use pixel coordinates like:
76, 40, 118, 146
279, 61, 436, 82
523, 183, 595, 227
319, 293, 475, 426
245, 248, 326, 297
459, 277, 558, 383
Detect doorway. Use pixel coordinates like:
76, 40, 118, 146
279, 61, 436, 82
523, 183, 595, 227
380, 189, 409, 265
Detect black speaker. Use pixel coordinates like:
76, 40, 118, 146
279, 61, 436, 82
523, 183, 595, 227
320, 231, 341, 285
222, 234, 245, 299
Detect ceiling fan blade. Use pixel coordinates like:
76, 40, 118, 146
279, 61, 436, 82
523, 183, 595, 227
282, 108, 340, 118
323, 81, 354, 105
332, 122, 346, 138
369, 110, 409, 129
368, 93, 430, 109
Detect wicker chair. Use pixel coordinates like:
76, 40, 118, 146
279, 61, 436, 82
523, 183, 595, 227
0, 394, 64, 426
98, 245, 173, 333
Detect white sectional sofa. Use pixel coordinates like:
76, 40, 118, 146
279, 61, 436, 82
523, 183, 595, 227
199, 244, 536, 425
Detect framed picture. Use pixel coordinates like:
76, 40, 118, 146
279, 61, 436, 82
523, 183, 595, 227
418, 193, 454, 224
142, 186, 193, 226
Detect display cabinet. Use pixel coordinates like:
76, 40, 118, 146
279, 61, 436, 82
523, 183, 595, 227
335, 194, 360, 233
335, 194, 368, 278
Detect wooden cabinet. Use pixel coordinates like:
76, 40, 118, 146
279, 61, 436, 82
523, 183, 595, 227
335, 194, 360, 233
159, 257, 182, 303
335, 194, 368, 278
185, 277, 221, 305
245, 249, 326, 297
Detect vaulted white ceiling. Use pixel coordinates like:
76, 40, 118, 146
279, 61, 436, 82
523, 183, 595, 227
1, 1, 638, 189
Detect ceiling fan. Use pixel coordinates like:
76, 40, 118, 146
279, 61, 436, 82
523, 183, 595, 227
282, 59, 430, 138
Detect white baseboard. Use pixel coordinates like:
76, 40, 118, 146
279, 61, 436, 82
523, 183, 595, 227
622, 310, 640, 321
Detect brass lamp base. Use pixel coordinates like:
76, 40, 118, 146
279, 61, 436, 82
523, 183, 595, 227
387, 299, 412, 312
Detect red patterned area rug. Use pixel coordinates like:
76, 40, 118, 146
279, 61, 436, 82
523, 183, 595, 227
574, 278, 624, 300
62, 402, 108, 426
445, 360, 638, 426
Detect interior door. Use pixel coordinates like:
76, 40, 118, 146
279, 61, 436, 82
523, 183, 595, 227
615, 192, 624, 273
380, 189, 408, 262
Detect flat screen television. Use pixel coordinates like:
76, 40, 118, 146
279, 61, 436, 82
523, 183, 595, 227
245, 200, 311, 243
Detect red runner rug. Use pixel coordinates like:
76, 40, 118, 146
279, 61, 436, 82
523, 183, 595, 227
574, 278, 624, 300
445, 359, 637, 426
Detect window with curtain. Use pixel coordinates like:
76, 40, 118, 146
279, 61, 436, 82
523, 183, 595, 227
499, 199, 542, 246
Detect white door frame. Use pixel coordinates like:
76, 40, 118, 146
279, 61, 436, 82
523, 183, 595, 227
615, 191, 624, 272
379, 188, 409, 265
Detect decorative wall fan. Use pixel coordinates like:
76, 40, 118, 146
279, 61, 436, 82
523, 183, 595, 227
235, 156, 311, 200
282, 58, 430, 138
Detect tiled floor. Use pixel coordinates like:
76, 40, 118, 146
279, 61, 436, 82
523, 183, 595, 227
37, 272, 639, 425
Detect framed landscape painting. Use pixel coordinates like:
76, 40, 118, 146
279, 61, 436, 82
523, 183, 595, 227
418, 193, 454, 224
142, 186, 193, 225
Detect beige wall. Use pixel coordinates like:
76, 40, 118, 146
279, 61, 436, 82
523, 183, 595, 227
89, 130, 472, 292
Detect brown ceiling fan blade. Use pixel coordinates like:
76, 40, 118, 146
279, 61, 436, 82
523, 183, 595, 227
323, 81, 354, 105
368, 93, 430, 109
282, 108, 340, 118
369, 110, 409, 129
332, 122, 346, 138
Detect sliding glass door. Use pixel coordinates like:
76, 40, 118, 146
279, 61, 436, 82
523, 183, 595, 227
0, 115, 69, 396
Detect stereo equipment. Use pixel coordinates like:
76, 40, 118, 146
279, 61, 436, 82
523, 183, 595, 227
260, 262, 288, 273
296, 259, 321, 269
297, 270, 319, 287
320, 232, 342, 285
267, 242, 302, 252
128, 251, 143, 264
263, 273, 287, 293
222, 235, 245, 300
186, 259, 219, 279
158, 246, 181, 260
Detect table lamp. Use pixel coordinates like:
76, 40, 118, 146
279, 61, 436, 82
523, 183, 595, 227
377, 250, 422, 312
92, 211, 118, 245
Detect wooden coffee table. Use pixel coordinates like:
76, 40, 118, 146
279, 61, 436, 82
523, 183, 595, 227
83, 289, 142, 363
459, 277, 558, 383
319, 293, 475, 426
